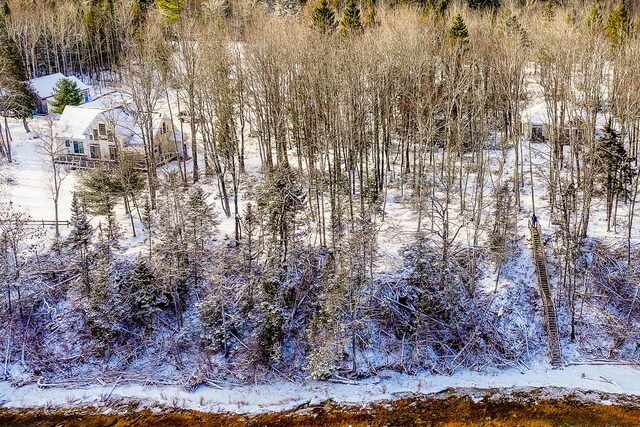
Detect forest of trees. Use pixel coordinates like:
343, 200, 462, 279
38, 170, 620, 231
1, 0, 640, 384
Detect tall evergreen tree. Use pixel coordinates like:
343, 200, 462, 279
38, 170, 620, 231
587, 5, 603, 30
606, 3, 632, 46
594, 121, 635, 229
122, 256, 166, 324
185, 186, 218, 286
157, 0, 184, 23
448, 14, 469, 43
0, 4, 36, 137
340, 0, 363, 33
505, 14, 529, 47
257, 164, 305, 266
83, 240, 120, 352
67, 192, 93, 292
50, 78, 84, 114
364, 0, 379, 28
312, 0, 336, 34
68, 192, 93, 251
0, 6, 25, 81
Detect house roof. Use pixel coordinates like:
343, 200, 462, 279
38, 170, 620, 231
29, 73, 91, 100
79, 91, 129, 110
57, 105, 103, 140
57, 104, 179, 144
521, 102, 548, 126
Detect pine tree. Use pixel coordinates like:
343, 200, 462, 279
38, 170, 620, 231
3, 82, 38, 119
594, 121, 635, 229
185, 186, 219, 286
257, 164, 305, 266
68, 192, 93, 293
587, 5, 602, 30
68, 192, 93, 251
50, 78, 84, 114
505, 15, 529, 47
0, 8, 25, 81
364, 0, 379, 28
242, 202, 258, 273
104, 195, 121, 243
78, 166, 125, 216
448, 14, 469, 43
157, 0, 184, 23
340, 0, 363, 33
154, 206, 189, 325
606, 3, 632, 46
0, 6, 36, 134
312, 0, 336, 34
84, 242, 119, 352
122, 256, 165, 324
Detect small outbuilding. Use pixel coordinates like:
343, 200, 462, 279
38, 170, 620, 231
29, 73, 91, 114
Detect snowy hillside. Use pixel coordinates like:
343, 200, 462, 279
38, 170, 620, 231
1, 0, 640, 413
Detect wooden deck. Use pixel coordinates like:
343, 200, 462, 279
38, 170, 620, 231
54, 153, 180, 171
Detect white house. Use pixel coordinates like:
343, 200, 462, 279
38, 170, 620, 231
520, 102, 548, 141
55, 103, 183, 169
29, 73, 91, 114
520, 102, 590, 143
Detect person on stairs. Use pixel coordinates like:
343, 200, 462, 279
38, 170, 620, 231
531, 213, 538, 227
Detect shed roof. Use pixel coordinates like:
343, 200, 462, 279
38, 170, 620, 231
29, 73, 91, 100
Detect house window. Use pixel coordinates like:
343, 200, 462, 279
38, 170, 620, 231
64, 140, 71, 152
109, 146, 116, 161
98, 123, 106, 136
532, 125, 544, 141
73, 141, 84, 154
93, 129, 99, 140
90, 145, 101, 159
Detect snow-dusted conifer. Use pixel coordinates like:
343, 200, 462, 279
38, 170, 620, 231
185, 186, 219, 287
68, 192, 93, 292
84, 241, 118, 353
122, 256, 165, 325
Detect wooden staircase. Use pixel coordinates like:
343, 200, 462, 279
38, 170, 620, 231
529, 221, 563, 368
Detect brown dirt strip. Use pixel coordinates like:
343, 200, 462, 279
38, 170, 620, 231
2, 394, 640, 427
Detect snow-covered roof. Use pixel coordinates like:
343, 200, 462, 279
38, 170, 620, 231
57, 106, 103, 140
57, 104, 177, 144
521, 102, 548, 126
79, 91, 129, 110
111, 108, 138, 143
29, 73, 91, 100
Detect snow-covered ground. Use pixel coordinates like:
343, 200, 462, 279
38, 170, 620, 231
1, 363, 639, 413
2, 84, 640, 412
4, 122, 76, 226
